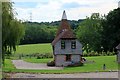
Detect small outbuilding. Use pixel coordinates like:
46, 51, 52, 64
51, 10, 82, 67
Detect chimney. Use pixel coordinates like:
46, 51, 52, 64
118, 1, 120, 8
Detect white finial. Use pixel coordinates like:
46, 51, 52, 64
118, 1, 120, 8
62, 10, 67, 19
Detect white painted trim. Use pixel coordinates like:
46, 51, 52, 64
62, 10, 67, 19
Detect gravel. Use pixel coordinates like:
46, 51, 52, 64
12, 60, 63, 70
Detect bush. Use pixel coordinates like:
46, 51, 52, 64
45, 53, 53, 58
36, 56, 41, 59
94, 52, 99, 56
47, 60, 55, 66
82, 50, 115, 57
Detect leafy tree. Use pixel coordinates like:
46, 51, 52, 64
101, 8, 120, 52
76, 13, 104, 53
2, 2, 25, 63
20, 22, 57, 44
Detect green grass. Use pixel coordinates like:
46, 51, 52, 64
15, 43, 52, 54
85, 56, 117, 70
0, 69, 2, 79
2, 59, 16, 72
3, 56, 118, 74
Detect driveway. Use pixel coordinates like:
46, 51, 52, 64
12, 60, 63, 70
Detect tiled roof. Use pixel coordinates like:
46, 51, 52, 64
52, 31, 66, 45
52, 30, 76, 45
51, 11, 76, 45
55, 19, 75, 38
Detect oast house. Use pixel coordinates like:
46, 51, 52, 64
51, 10, 83, 67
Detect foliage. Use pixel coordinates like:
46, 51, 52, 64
82, 51, 115, 57
76, 8, 120, 53
101, 8, 120, 52
47, 60, 55, 66
49, 19, 84, 29
76, 13, 104, 53
3, 56, 118, 73
36, 53, 53, 59
20, 22, 57, 44
20, 19, 84, 44
2, 2, 25, 63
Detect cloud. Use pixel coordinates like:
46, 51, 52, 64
62, 2, 90, 9
13, 0, 119, 22
13, 2, 37, 8
14, 0, 63, 22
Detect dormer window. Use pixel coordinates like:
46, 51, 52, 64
71, 41, 76, 49
61, 40, 65, 49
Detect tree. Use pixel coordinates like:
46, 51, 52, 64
20, 22, 57, 44
101, 8, 120, 52
76, 13, 103, 53
2, 2, 25, 63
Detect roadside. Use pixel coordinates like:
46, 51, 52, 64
6, 72, 118, 78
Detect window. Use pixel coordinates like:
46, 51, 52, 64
71, 41, 76, 49
61, 40, 65, 49
66, 54, 71, 61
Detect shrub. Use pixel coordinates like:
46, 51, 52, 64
36, 56, 41, 59
47, 60, 55, 66
94, 52, 98, 56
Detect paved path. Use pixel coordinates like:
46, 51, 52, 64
12, 60, 63, 70
9, 72, 118, 78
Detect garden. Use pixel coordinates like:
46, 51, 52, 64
2, 43, 118, 74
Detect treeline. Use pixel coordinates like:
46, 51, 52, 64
76, 8, 120, 53
20, 8, 120, 53
20, 19, 84, 44
20, 22, 57, 44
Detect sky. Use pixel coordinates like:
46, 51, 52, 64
12, 0, 120, 22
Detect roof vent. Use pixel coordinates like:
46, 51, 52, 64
62, 10, 67, 19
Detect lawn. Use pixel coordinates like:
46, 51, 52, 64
3, 56, 118, 74
15, 43, 52, 54
3, 59, 16, 72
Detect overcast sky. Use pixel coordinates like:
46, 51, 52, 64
12, 0, 119, 22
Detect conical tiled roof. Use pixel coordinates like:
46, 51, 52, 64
52, 10, 76, 45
